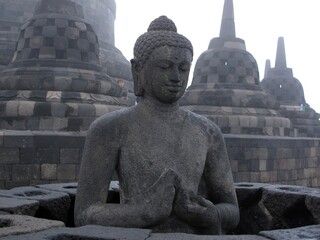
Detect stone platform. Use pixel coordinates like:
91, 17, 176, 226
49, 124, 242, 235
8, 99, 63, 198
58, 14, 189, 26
0, 182, 319, 239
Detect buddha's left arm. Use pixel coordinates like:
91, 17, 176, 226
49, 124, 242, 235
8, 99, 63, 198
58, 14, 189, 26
204, 128, 240, 233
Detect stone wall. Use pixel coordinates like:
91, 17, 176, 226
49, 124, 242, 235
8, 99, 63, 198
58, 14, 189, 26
1, 131, 320, 189
226, 134, 320, 187
0, 130, 85, 189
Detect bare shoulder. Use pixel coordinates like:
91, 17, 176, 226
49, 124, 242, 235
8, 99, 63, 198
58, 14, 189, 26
181, 108, 223, 139
87, 106, 135, 136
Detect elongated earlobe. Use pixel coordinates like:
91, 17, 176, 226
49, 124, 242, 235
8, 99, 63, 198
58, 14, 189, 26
131, 59, 143, 96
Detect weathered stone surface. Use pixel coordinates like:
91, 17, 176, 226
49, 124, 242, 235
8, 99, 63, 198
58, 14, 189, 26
262, 185, 315, 229
0, 225, 151, 240
0, 214, 64, 238
75, 15, 239, 235
0, 196, 38, 215
260, 224, 320, 240
261, 37, 320, 138
180, 0, 292, 137
235, 182, 269, 206
305, 192, 320, 223
0, 186, 70, 224
234, 183, 271, 234
37, 182, 77, 198
149, 233, 268, 240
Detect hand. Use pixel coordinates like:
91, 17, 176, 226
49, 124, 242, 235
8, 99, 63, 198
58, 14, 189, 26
173, 184, 221, 229
124, 168, 178, 225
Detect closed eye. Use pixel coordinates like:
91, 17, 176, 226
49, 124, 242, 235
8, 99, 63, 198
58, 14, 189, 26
157, 63, 171, 70
179, 64, 191, 72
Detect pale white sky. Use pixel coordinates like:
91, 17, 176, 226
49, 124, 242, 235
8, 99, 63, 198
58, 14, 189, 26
114, 0, 320, 113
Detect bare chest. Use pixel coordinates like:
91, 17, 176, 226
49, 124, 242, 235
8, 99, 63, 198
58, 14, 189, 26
118, 120, 208, 196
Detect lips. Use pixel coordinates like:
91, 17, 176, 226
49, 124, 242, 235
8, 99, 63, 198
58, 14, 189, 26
165, 84, 182, 92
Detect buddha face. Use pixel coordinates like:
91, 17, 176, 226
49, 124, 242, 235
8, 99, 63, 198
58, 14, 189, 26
133, 46, 192, 104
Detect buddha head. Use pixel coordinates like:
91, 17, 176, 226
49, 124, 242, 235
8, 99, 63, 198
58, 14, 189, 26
131, 16, 193, 104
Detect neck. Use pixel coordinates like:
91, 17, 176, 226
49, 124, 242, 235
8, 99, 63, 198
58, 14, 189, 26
139, 95, 179, 113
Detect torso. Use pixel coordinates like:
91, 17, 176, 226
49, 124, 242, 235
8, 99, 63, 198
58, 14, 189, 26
111, 103, 212, 200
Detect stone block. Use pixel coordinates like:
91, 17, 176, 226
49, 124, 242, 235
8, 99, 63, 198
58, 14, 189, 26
3, 131, 34, 148
0, 165, 12, 181
41, 164, 57, 180
57, 164, 76, 181
0, 225, 152, 240
0, 196, 38, 215
34, 18, 48, 27
66, 48, 81, 60
12, 164, 40, 182
51, 103, 67, 117
77, 38, 89, 51
260, 224, 320, 240
4, 181, 30, 190
0, 149, 19, 164
0, 214, 64, 238
52, 118, 68, 131
78, 104, 95, 117
5, 101, 19, 116
95, 104, 108, 116
305, 192, 320, 223
149, 233, 268, 240
262, 185, 315, 229
34, 148, 60, 164
42, 25, 57, 37
287, 159, 296, 170
0, 186, 70, 224
55, 19, 68, 28
60, 148, 81, 164
30, 35, 44, 48
54, 35, 68, 50
17, 101, 34, 116
39, 117, 53, 130
259, 160, 267, 171
37, 182, 77, 199
0, 131, 3, 146
260, 172, 270, 182
39, 47, 56, 59
19, 148, 35, 163
75, 21, 87, 31
65, 27, 79, 39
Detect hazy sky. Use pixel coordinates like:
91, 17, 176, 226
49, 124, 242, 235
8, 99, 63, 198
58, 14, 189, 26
114, 0, 320, 113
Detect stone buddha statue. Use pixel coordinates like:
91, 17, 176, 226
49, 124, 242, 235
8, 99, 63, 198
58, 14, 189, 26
75, 16, 239, 235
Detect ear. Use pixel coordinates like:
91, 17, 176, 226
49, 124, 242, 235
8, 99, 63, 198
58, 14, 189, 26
131, 59, 143, 96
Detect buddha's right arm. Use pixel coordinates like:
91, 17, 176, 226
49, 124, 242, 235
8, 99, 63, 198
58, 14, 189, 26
74, 119, 176, 228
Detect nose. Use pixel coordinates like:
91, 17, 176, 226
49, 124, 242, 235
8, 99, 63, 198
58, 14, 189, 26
169, 66, 180, 83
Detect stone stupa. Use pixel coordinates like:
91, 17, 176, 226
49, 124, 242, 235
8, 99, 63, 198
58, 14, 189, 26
261, 37, 320, 137
0, 0, 133, 132
180, 0, 292, 136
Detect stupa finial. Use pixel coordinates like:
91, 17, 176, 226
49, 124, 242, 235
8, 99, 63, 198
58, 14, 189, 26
219, 0, 236, 38
264, 59, 271, 78
275, 37, 287, 69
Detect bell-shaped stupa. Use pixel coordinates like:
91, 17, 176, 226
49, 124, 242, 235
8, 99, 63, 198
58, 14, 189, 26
261, 37, 320, 137
181, 0, 292, 136
0, 0, 131, 132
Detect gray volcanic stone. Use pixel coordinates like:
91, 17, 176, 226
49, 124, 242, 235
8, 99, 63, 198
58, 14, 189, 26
235, 182, 270, 206
305, 191, 320, 223
0, 186, 70, 224
260, 224, 320, 240
0, 196, 39, 215
149, 233, 268, 240
74, 15, 239, 235
0, 225, 151, 240
262, 185, 315, 229
234, 183, 271, 234
37, 182, 78, 198
0, 214, 64, 238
